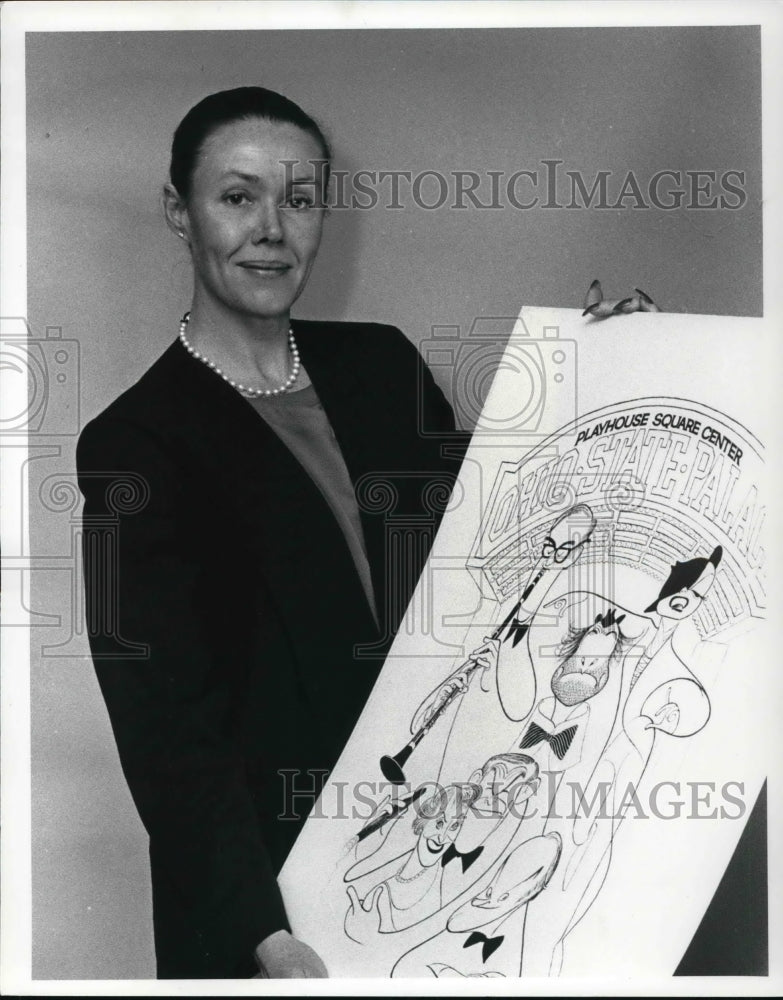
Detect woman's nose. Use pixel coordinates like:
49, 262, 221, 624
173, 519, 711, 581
251, 199, 284, 243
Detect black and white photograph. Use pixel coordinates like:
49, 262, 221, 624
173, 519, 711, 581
1, 1, 781, 994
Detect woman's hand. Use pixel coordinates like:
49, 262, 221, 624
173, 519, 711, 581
253, 929, 328, 978
344, 884, 393, 944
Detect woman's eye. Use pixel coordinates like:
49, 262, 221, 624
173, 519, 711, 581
224, 192, 250, 206
284, 195, 314, 210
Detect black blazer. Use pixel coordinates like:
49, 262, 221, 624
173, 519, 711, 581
76, 320, 463, 978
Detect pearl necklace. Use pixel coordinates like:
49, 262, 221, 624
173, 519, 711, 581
394, 862, 432, 883
178, 312, 301, 398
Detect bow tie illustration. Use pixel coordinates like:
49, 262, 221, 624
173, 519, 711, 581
497, 572, 544, 648
504, 618, 530, 648
463, 930, 504, 962
519, 720, 577, 760
498, 600, 530, 648
441, 843, 484, 873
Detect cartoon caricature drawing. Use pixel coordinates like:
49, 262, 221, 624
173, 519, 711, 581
344, 754, 541, 940
297, 387, 766, 981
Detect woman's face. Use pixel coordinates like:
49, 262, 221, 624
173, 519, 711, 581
180, 117, 326, 321
415, 798, 464, 868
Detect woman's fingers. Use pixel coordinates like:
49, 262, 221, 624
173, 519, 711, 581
364, 883, 385, 912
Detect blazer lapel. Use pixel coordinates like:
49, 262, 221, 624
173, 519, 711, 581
293, 320, 457, 652
293, 323, 393, 636
156, 336, 381, 699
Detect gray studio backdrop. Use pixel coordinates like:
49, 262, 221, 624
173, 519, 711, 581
26, 27, 761, 978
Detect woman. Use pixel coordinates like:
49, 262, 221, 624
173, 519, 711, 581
76, 88, 461, 979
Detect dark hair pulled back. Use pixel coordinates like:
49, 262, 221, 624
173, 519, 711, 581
169, 86, 331, 200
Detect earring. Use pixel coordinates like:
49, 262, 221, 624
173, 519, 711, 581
177, 230, 186, 239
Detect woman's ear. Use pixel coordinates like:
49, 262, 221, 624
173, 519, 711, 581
162, 182, 190, 244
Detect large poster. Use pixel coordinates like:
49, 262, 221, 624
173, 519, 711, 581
286, 307, 770, 978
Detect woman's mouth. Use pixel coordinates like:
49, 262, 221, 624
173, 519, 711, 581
237, 260, 292, 277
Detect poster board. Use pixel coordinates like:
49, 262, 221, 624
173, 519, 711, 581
280, 306, 774, 979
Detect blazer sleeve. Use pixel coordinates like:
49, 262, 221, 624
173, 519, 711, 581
76, 415, 289, 974
385, 323, 468, 479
